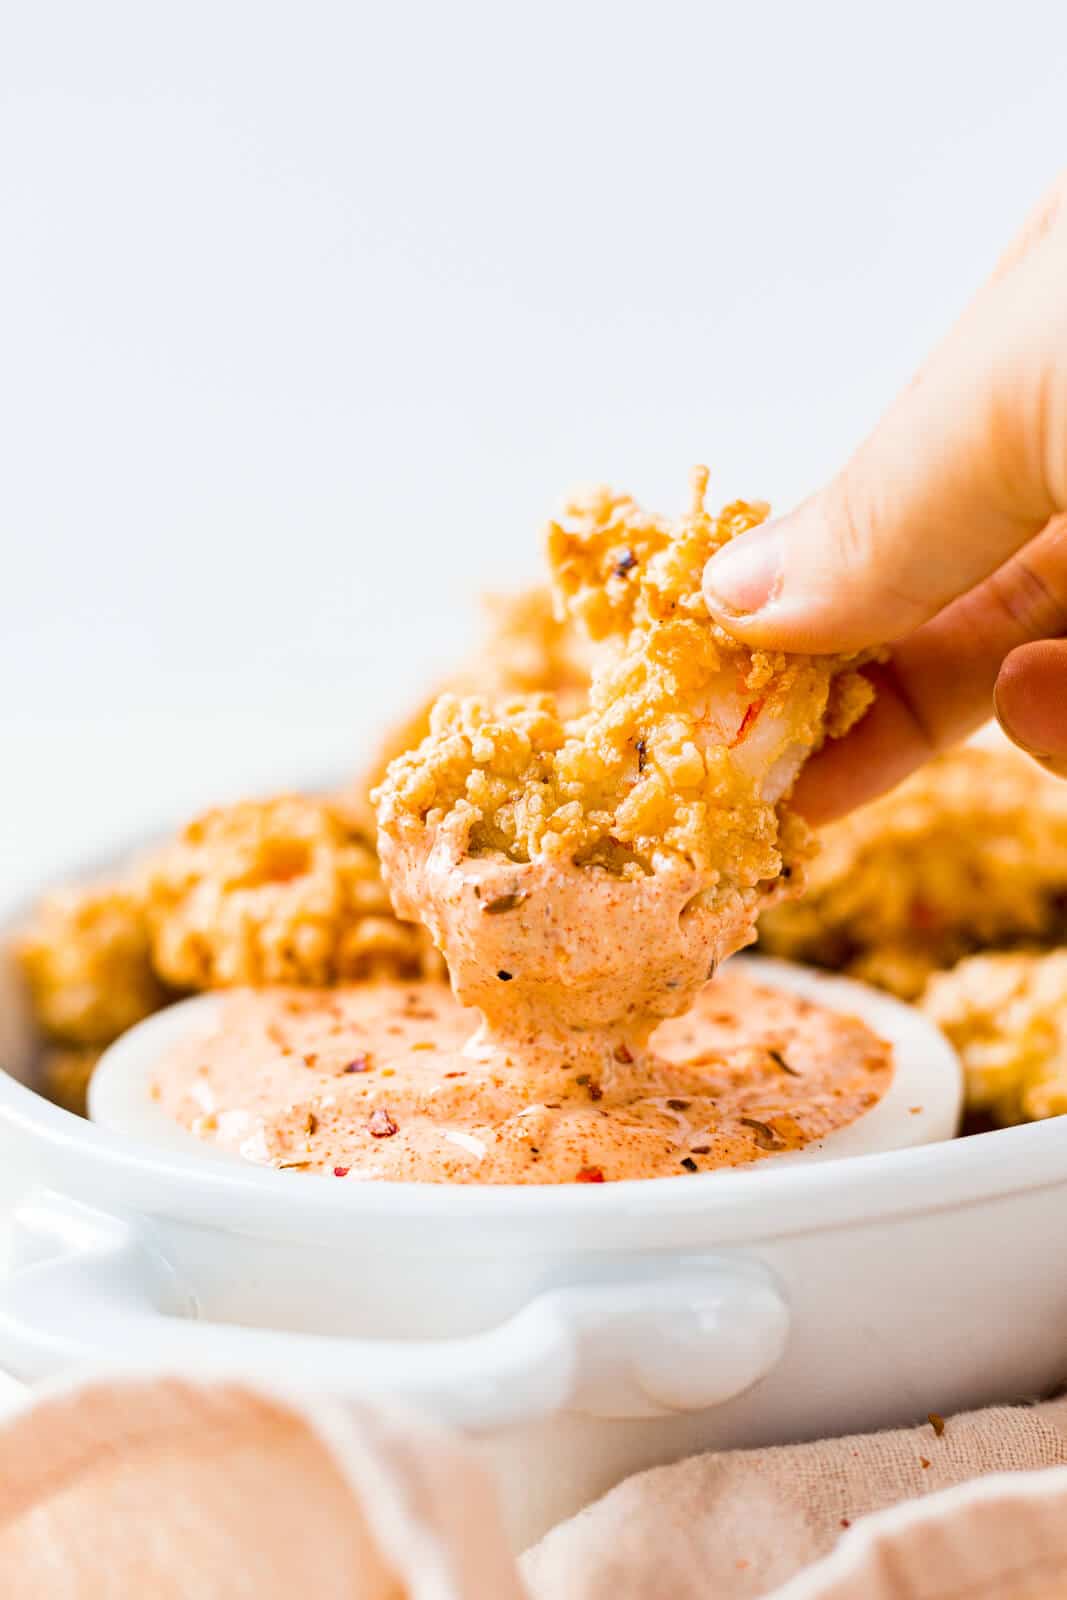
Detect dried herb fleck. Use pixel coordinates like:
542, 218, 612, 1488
740, 1116, 785, 1151
576, 1166, 605, 1183
613, 548, 638, 577
483, 891, 527, 915
344, 1054, 372, 1074
635, 738, 647, 772
667, 1097, 691, 1111
680, 1156, 699, 1173
496, 970, 514, 982
768, 1049, 800, 1077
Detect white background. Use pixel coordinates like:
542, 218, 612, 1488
2, 1, 1065, 900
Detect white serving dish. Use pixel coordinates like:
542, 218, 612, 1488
0, 891, 1064, 1550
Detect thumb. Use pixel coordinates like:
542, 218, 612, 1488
703, 175, 1067, 653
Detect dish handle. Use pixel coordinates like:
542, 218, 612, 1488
0, 1190, 790, 1427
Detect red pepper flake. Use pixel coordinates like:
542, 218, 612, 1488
920, 1457, 931, 1469
612, 547, 638, 577
344, 1053, 372, 1073
333, 1166, 350, 1177
768, 1048, 800, 1077
928, 1413, 945, 1438
304, 1110, 318, 1135
483, 891, 526, 915
588, 1081, 603, 1102
690, 1144, 711, 1154
302, 1052, 318, 1069
366, 1109, 399, 1139
840, 1517, 851, 1529
443, 1070, 467, 1078
614, 1043, 634, 1064
576, 1166, 605, 1183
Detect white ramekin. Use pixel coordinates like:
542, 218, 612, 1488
0, 901, 1063, 1549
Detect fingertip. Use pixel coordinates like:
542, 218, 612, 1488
702, 505, 916, 656
994, 640, 1067, 777
702, 523, 783, 621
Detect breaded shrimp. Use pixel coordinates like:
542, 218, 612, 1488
376, 470, 873, 1060
759, 743, 1067, 998
140, 795, 442, 989
17, 881, 166, 1047
923, 949, 1067, 1125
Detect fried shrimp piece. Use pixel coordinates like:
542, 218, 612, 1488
923, 950, 1067, 1124
377, 470, 873, 1059
141, 795, 442, 989
759, 744, 1067, 998
17, 882, 167, 1046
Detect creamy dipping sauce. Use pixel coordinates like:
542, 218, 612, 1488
151, 969, 892, 1184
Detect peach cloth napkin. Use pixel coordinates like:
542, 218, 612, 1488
4, 1378, 1067, 1598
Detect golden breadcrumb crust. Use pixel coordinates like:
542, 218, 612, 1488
17, 883, 167, 1046
758, 744, 1067, 998
140, 795, 442, 990
923, 950, 1067, 1125
378, 473, 873, 888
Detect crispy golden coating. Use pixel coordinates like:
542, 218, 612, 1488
141, 795, 442, 989
39, 1045, 102, 1117
923, 950, 1067, 1124
17, 882, 167, 1047
379, 472, 872, 884
758, 744, 1067, 998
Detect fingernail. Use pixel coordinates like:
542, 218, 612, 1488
703, 523, 784, 617
993, 683, 1054, 762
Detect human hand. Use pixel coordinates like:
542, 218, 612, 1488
702, 173, 1067, 823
